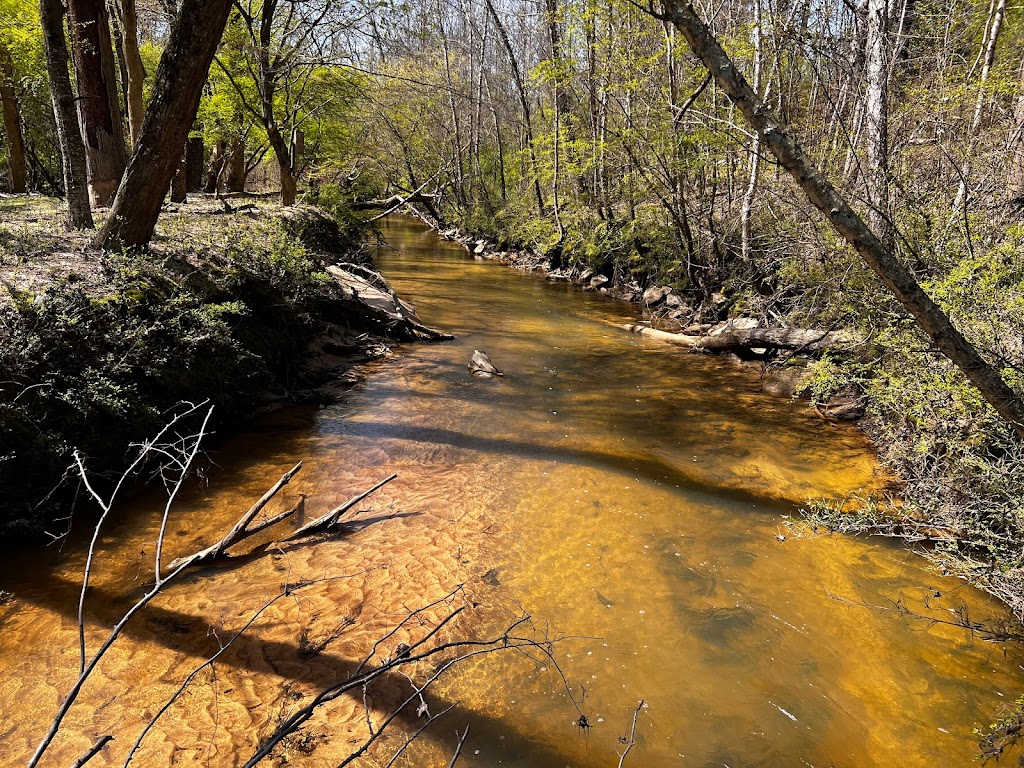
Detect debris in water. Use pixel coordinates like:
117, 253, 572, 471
469, 349, 503, 377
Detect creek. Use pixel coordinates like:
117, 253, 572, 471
0, 215, 1020, 767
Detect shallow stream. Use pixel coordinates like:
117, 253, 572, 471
0, 215, 1020, 767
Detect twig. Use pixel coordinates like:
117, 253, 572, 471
447, 725, 471, 768
70, 735, 113, 768
286, 473, 397, 540
617, 700, 645, 768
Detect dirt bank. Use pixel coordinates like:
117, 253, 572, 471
0, 196, 444, 539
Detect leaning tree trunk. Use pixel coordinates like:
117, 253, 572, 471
94, 0, 235, 249
0, 41, 27, 193
658, 0, 1024, 439
67, 0, 127, 207
39, 0, 94, 229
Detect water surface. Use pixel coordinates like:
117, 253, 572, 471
0, 215, 1019, 767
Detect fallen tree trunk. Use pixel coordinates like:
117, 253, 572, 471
351, 193, 441, 211
606, 320, 856, 354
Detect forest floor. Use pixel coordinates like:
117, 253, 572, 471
0, 194, 441, 539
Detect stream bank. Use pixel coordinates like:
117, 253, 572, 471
0, 196, 442, 539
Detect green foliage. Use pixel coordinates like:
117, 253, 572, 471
0, 211, 358, 537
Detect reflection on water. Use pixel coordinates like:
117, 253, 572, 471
0, 215, 1020, 767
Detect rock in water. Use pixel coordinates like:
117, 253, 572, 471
469, 350, 502, 377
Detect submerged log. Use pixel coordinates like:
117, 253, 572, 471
607, 321, 858, 354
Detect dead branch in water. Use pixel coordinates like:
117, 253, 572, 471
243, 588, 585, 768
617, 701, 645, 768
601, 319, 858, 355
30, 407, 594, 768
70, 735, 114, 768
29, 406, 398, 768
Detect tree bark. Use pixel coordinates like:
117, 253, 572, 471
39, 0, 94, 229
0, 42, 28, 193
67, 0, 127, 207
94, 0, 235, 248
658, 0, 1024, 438
205, 139, 225, 192
225, 140, 246, 193
186, 136, 204, 191
112, 0, 146, 147
863, 0, 892, 249
170, 149, 187, 202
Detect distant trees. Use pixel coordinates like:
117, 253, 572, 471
216, 0, 359, 206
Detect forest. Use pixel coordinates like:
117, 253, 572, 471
2, 0, 1024, 765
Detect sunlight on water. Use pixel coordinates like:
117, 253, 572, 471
0, 215, 1019, 767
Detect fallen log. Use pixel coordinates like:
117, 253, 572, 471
351, 193, 440, 211
603, 320, 858, 354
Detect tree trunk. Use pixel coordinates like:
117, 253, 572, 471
1008, 57, 1024, 200
264, 123, 295, 205
952, 0, 1007, 212
170, 149, 187, 202
113, 0, 146, 147
612, 322, 857, 353
39, 0, 94, 229
740, 0, 764, 263
483, 0, 545, 215
185, 136, 204, 191
67, 0, 127, 207
225, 141, 246, 193
205, 139, 225, 192
658, 0, 1024, 439
863, 0, 892, 249
94, 0, 235, 248
0, 42, 28, 193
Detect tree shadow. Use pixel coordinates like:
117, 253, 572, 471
13, 569, 591, 768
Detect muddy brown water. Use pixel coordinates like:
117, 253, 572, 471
1, 214, 1021, 767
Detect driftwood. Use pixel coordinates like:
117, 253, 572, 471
606, 320, 857, 354
168, 469, 398, 572
351, 193, 440, 211
285, 474, 398, 540
327, 264, 453, 342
